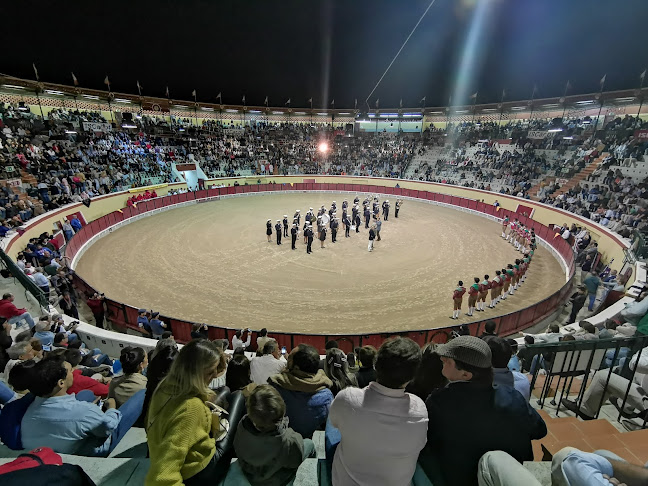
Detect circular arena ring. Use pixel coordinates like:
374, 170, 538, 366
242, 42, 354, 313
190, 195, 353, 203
53, 179, 579, 353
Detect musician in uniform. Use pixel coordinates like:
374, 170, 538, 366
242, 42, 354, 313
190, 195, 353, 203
294, 209, 301, 226
342, 200, 348, 211
395, 199, 402, 218
306, 225, 314, 254
451, 281, 466, 320
275, 220, 282, 245
343, 213, 351, 237
317, 215, 323, 240
266, 219, 272, 243
354, 211, 361, 233
353, 196, 360, 205
331, 217, 338, 243
283, 215, 289, 237
291, 223, 298, 250
375, 217, 382, 241
303, 221, 309, 244
382, 200, 390, 221
319, 224, 327, 249
364, 206, 371, 229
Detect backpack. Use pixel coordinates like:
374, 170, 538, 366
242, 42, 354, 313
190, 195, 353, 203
0, 448, 96, 486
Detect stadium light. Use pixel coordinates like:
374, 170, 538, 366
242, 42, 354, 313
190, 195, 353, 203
65, 130, 77, 134
114, 98, 131, 104
45, 90, 65, 96
548, 128, 563, 132
576, 100, 594, 105
121, 124, 137, 128
82, 94, 100, 100
318, 142, 329, 153
563, 136, 574, 140
2, 84, 25, 90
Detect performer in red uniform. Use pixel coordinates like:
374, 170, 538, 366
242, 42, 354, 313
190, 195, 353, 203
451, 281, 466, 320
501, 267, 511, 299
466, 278, 480, 317
501, 216, 509, 239
478, 275, 490, 312
489, 271, 502, 308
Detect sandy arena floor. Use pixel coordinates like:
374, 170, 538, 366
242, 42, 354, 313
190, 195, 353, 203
75, 193, 565, 334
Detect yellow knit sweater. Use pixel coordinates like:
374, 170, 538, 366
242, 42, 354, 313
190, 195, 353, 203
145, 389, 216, 486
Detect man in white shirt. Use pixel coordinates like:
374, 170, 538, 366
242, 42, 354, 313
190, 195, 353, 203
231, 328, 251, 350
329, 337, 428, 486
250, 339, 286, 385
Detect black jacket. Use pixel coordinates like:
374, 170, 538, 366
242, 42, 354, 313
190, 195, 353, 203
420, 382, 546, 486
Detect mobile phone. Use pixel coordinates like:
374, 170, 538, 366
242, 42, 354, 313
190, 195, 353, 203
281, 346, 286, 355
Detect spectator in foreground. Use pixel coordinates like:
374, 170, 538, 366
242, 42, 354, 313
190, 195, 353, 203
64, 348, 110, 398
232, 385, 314, 485
483, 336, 531, 401
329, 337, 428, 485
0, 293, 36, 329
141, 339, 179, 423
256, 327, 270, 352
21, 356, 144, 456
250, 339, 286, 385
420, 336, 547, 486
226, 354, 256, 396
355, 345, 377, 388
319, 340, 339, 370
324, 348, 358, 397
146, 339, 244, 485
480, 320, 498, 338
269, 343, 333, 439
108, 346, 148, 408
405, 342, 447, 401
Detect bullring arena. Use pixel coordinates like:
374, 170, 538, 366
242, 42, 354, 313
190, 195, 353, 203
75, 191, 565, 334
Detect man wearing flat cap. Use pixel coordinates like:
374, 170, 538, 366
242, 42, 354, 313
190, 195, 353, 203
419, 336, 547, 486
137, 308, 151, 335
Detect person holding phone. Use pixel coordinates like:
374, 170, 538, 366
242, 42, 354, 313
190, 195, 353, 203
250, 339, 286, 385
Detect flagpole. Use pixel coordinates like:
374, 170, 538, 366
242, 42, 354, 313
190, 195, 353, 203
309, 98, 313, 126
498, 89, 506, 139
31, 63, 44, 119
34, 89, 44, 119
595, 75, 606, 132
561, 81, 570, 120
471, 93, 478, 123
528, 86, 536, 125
635, 70, 646, 129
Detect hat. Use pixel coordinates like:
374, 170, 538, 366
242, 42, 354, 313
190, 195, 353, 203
138, 308, 146, 314
436, 336, 492, 369
296, 209, 300, 212
151, 311, 160, 318
284, 215, 287, 217
267, 219, 271, 222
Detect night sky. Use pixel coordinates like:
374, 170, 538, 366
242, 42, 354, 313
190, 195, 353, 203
2, 0, 647, 108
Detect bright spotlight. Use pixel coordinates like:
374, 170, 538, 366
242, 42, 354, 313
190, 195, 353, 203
318, 142, 329, 153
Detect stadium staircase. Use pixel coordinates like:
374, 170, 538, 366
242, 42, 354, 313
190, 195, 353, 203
528, 152, 608, 201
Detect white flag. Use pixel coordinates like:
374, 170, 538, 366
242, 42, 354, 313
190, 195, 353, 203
192, 89, 197, 98
600, 74, 607, 86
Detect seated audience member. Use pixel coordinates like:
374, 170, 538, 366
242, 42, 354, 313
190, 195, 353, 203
405, 342, 447, 401
329, 337, 428, 485
484, 336, 531, 401
0, 293, 36, 329
516, 335, 536, 372
619, 290, 648, 326
250, 339, 286, 385
480, 320, 498, 338
573, 321, 598, 341
256, 327, 270, 352
599, 320, 619, 340
523, 323, 562, 343
207, 343, 228, 390
53, 332, 69, 348
29, 338, 44, 361
232, 385, 315, 485
420, 336, 547, 486
146, 339, 245, 485
507, 339, 521, 372
7, 359, 37, 398
191, 323, 209, 340
324, 348, 358, 397
346, 352, 359, 373
226, 354, 257, 396
355, 345, 378, 388
3, 341, 35, 382
21, 356, 144, 456
33, 319, 55, 346
64, 348, 110, 398
319, 340, 339, 369
269, 343, 334, 439
108, 346, 148, 407
141, 340, 179, 422
562, 344, 648, 420
551, 446, 648, 486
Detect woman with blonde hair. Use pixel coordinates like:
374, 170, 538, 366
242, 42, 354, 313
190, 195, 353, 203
145, 339, 245, 485
324, 348, 358, 397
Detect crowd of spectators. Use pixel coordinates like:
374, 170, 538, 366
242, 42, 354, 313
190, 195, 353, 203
2, 305, 648, 485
